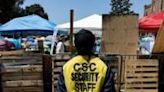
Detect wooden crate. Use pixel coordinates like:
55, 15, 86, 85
0, 55, 43, 92
51, 53, 71, 92
124, 59, 158, 92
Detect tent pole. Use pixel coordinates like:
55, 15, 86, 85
69, 9, 74, 52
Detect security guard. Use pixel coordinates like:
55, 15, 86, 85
57, 29, 115, 92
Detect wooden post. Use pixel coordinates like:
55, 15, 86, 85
42, 55, 52, 92
38, 40, 44, 53
69, 9, 74, 52
117, 55, 122, 92
157, 54, 164, 92
0, 61, 2, 92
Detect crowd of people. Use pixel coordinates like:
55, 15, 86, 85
52, 32, 101, 54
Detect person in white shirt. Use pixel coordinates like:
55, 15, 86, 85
56, 34, 65, 54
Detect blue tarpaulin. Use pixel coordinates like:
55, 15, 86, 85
0, 15, 56, 36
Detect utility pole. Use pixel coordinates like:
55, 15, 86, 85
69, 9, 74, 52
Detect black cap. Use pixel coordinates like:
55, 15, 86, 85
74, 29, 95, 55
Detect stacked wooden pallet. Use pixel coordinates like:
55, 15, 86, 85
51, 53, 71, 92
125, 59, 158, 92
0, 55, 43, 92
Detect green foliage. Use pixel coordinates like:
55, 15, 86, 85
25, 4, 49, 20
0, 1, 48, 24
110, 0, 134, 15
0, 0, 24, 24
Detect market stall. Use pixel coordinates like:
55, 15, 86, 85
0, 15, 55, 37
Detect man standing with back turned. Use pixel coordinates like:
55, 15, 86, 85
57, 29, 115, 92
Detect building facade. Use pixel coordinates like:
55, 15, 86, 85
144, 0, 164, 15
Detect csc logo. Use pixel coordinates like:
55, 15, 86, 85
74, 63, 96, 72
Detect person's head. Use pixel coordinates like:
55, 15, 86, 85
74, 29, 95, 55
57, 34, 65, 42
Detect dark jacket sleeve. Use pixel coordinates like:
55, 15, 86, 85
101, 66, 116, 92
56, 71, 66, 92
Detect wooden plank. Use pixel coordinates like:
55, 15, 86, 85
3, 86, 43, 92
0, 55, 42, 66
126, 61, 158, 66
51, 53, 71, 60
126, 73, 157, 77
122, 55, 138, 60
3, 80, 43, 87
1, 65, 43, 82
2, 72, 42, 77
126, 78, 158, 82
0, 50, 24, 56
52, 67, 62, 72
3, 65, 42, 72
126, 67, 158, 72
53, 70, 62, 74
2, 74, 42, 81
0, 56, 41, 60
126, 83, 158, 88
54, 62, 66, 67
2, 60, 42, 66
126, 89, 157, 92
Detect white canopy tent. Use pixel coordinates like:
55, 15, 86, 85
56, 14, 102, 37
50, 14, 102, 55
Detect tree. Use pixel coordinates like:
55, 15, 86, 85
110, 0, 134, 15
0, 1, 49, 24
0, 0, 24, 24
25, 4, 49, 20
